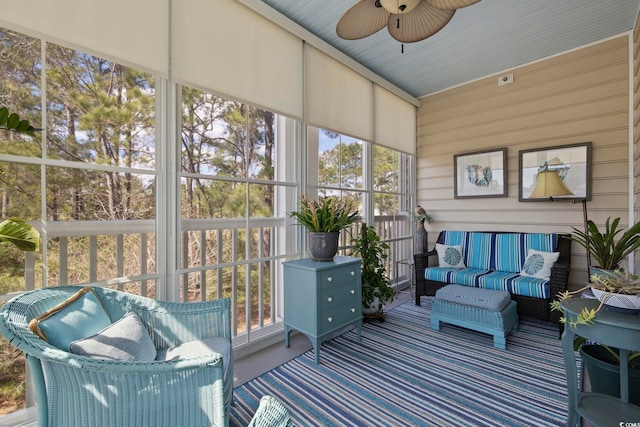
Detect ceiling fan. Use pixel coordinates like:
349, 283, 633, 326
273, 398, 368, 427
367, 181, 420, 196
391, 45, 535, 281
336, 0, 481, 44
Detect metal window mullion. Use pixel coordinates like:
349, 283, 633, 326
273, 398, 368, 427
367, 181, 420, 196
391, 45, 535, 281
59, 237, 68, 286
116, 234, 124, 291
231, 228, 238, 336
182, 230, 189, 302
140, 233, 148, 297
258, 226, 264, 328
89, 235, 97, 283
216, 229, 223, 298
200, 230, 206, 301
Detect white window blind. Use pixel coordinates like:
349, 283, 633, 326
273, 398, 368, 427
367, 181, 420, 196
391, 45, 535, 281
172, 0, 303, 119
304, 45, 374, 141
0, 0, 169, 76
374, 85, 416, 154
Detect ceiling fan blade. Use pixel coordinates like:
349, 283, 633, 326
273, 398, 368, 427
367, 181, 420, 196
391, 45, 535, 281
426, 0, 480, 9
387, 1, 455, 43
337, 0, 389, 40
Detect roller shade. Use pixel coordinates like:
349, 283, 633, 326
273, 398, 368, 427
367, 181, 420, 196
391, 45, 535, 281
305, 45, 373, 141
374, 85, 416, 154
172, 0, 303, 119
0, 0, 169, 76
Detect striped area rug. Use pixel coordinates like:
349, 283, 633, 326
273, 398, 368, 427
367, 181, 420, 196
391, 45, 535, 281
230, 299, 575, 427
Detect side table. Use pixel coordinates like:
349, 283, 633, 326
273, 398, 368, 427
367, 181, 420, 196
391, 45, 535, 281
283, 256, 362, 364
560, 298, 640, 427
395, 258, 414, 298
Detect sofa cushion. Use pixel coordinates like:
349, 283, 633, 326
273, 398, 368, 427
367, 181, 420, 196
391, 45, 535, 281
493, 233, 559, 273
436, 243, 465, 268
476, 271, 551, 299
69, 312, 157, 361
425, 267, 491, 288
442, 231, 493, 270
435, 284, 511, 311
520, 249, 559, 280
493, 233, 526, 273
29, 287, 112, 351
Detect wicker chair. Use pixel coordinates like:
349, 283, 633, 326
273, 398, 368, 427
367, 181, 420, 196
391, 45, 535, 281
247, 395, 292, 427
0, 286, 235, 427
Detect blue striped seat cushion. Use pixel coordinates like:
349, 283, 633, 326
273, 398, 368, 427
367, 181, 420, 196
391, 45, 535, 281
424, 267, 491, 288
476, 271, 550, 299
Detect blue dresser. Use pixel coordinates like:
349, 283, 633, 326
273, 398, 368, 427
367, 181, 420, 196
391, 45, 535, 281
283, 256, 362, 364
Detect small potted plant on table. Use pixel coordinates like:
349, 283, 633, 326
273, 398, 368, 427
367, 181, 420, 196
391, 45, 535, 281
288, 195, 360, 262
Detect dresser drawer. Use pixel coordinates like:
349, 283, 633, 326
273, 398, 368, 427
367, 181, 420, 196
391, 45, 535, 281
320, 284, 358, 309
320, 302, 360, 331
317, 264, 358, 286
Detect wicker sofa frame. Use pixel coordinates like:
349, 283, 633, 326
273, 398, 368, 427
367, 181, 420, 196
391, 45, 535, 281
414, 231, 571, 325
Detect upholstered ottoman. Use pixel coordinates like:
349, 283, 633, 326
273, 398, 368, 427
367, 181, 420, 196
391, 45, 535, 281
430, 284, 518, 349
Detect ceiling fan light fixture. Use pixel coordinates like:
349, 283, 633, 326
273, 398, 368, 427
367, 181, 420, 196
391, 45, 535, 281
379, 0, 421, 14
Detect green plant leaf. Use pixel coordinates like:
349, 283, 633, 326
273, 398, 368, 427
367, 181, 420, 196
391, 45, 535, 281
0, 218, 41, 252
0, 107, 8, 126
6, 113, 20, 129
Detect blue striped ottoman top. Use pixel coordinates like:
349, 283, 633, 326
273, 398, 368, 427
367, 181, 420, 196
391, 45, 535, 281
435, 284, 511, 312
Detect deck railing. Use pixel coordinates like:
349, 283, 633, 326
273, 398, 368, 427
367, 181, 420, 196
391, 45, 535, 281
17, 215, 414, 327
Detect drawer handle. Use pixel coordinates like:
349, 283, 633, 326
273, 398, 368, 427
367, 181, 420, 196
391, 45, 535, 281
327, 317, 333, 322
350, 270, 355, 276
327, 297, 333, 303
351, 308, 356, 313
350, 289, 355, 295
327, 276, 333, 282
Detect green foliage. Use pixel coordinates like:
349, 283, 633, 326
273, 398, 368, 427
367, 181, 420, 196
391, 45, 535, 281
289, 195, 361, 233
0, 219, 40, 252
551, 269, 640, 328
0, 106, 41, 253
570, 217, 640, 270
0, 107, 38, 136
350, 223, 395, 313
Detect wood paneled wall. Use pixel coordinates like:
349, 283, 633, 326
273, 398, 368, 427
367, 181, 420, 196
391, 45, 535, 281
417, 36, 631, 288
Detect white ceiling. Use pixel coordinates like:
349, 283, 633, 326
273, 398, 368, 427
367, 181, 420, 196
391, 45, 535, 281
259, 0, 640, 99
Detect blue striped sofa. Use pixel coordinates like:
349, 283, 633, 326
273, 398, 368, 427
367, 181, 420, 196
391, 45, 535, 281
414, 231, 571, 324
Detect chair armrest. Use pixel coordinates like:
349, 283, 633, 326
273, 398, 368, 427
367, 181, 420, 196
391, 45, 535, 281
247, 395, 292, 427
414, 250, 437, 272
549, 259, 570, 299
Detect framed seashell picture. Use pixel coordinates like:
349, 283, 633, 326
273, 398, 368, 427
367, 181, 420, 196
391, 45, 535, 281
454, 148, 507, 199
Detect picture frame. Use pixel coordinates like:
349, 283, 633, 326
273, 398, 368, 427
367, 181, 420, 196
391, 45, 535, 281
519, 142, 592, 202
454, 148, 507, 199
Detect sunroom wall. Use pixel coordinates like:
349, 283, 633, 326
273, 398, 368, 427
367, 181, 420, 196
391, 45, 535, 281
417, 35, 633, 292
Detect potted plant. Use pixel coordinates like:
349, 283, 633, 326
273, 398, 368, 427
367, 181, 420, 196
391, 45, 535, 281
570, 217, 640, 272
350, 223, 395, 320
551, 269, 640, 327
551, 270, 640, 404
288, 195, 360, 261
576, 337, 640, 405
